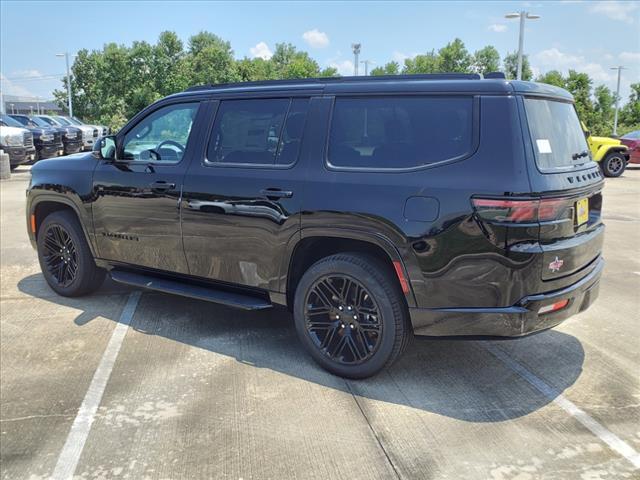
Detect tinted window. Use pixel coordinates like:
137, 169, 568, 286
1, 114, 24, 127
54, 117, 72, 126
328, 96, 473, 169
123, 103, 198, 163
622, 130, 640, 140
9, 115, 30, 126
37, 117, 58, 126
207, 98, 308, 166
524, 98, 590, 170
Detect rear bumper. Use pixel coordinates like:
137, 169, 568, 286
409, 256, 603, 337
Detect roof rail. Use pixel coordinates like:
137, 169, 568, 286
183, 73, 484, 92
484, 72, 506, 79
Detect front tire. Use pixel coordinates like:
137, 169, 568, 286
293, 253, 411, 379
602, 152, 626, 177
37, 210, 105, 297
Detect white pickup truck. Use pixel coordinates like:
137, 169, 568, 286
0, 124, 35, 168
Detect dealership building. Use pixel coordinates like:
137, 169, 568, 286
1, 95, 63, 115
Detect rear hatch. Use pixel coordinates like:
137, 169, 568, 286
522, 96, 604, 281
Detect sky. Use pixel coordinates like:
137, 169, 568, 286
1, 0, 639, 102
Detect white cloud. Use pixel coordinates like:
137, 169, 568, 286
619, 51, 640, 63
329, 60, 355, 76
249, 42, 273, 60
533, 47, 614, 82
588, 1, 637, 23
488, 24, 507, 32
302, 29, 330, 48
0, 73, 36, 97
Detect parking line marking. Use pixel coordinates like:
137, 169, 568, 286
482, 342, 640, 470
51, 291, 141, 480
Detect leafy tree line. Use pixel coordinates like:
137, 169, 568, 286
54, 32, 638, 136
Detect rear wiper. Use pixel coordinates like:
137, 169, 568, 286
572, 150, 589, 160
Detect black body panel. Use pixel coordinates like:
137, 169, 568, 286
26, 76, 604, 337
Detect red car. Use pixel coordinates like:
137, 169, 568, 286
620, 130, 640, 164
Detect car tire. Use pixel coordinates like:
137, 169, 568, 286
602, 152, 626, 177
293, 253, 411, 379
37, 210, 105, 297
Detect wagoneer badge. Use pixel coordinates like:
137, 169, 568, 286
549, 256, 564, 272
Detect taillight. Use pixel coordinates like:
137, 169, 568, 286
472, 197, 570, 223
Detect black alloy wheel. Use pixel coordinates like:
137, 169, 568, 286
37, 210, 106, 297
42, 224, 78, 287
304, 275, 382, 364
294, 253, 411, 378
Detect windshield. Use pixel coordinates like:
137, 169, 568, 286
524, 98, 591, 170
30, 117, 50, 127
37, 116, 60, 126
54, 117, 72, 126
622, 130, 640, 140
68, 117, 84, 125
0, 114, 25, 128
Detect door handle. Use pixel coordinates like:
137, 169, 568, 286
150, 181, 176, 191
260, 188, 293, 199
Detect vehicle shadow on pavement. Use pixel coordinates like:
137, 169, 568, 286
18, 274, 585, 423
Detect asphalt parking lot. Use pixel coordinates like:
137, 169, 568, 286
1, 165, 639, 480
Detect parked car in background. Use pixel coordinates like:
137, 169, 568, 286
53, 116, 103, 150
0, 120, 34, 168
26, 74, 605, 378
36, 115, 96, 151
620, 130, 640, 164
582, 123, 629, 177
70, 116, 110, 137
11, 114, 84, 155
1, 114, 63, 161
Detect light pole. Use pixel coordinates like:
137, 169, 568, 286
352, 43, 361, 76
610, 66, 625, 136
360, 60, 375, 76
56, 52, 73, 117
505, 11, 540, 80
10, 104, 15, 114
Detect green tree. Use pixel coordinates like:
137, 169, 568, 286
472, 46, 500, 75
503, 52, 532, 81
438, 38, 472, 73
536, 70, 565, 88
270, 43, 321, 78
319, 66, 340, 77
402, 52, 441, 74
370, 61, 400, 76
186, 32, 238, 85
620, 83, 640, 130
565, 70, 594, 124
592, 85, 615, 135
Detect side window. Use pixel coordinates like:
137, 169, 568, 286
328, 96, 474, 169
207, 98, 308, 166
123, 103, 198, 163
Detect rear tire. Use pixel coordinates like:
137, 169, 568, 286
37, 210, 105, 297
602, 152, 626, 177
293, 253, 411, 379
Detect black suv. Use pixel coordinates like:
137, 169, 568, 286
26, 74, 604, 378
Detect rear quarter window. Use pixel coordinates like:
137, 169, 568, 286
327, 96, 474, 170
524, 97, 591, 171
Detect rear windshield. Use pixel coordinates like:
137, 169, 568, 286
524, 98, 590, 170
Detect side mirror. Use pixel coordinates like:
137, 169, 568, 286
584, 130, 591, 139
93, 135, 117, 160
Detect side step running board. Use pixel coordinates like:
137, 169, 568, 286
110, 270, 272, 311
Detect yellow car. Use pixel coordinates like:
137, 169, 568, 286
583, 123, 629, 177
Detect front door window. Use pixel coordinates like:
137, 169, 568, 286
122, 103, 198, 163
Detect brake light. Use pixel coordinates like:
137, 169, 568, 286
472, 197, 569, 223
538, 299, 569, 315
